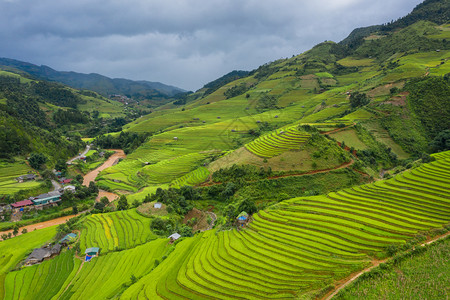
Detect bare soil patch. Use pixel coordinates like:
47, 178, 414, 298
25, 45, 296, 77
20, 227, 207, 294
183, 208, 210, 231
82, 149, 126, 186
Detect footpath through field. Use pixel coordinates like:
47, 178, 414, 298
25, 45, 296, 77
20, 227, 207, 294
323, 231, 450, 300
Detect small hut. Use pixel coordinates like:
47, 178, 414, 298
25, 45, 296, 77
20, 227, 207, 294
59, 233, 77, 246
169, 233, 181, 243
173, 137, 178, 141
85, 247, 100, 262
154, 202, 162, 209
236, 211, 248, 227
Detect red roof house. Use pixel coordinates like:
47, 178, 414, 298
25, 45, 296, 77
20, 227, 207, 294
61, 179, 73, 185
11, 199, 34, 208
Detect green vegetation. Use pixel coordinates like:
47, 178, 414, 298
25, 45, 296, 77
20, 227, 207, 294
79, 209, 157, 253
0, 226, 57, 297
4, 250, 78, 300
335, 237, 450, 300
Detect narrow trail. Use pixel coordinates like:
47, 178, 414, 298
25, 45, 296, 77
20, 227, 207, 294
58, 261, 85, 300
323, 231, 450, 300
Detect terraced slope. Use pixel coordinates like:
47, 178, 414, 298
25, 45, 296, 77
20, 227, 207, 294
245, 126, 310, 158
4, 250, 78, 300
79, 210, 157, 254
121, 153, 450, 299
170, 167, 210, 188
59, 239, 167, 300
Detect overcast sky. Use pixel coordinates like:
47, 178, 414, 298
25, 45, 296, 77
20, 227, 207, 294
0, 0, 423, 91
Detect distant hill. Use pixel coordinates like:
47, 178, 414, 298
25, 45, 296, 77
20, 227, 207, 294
0, 58, 186, 100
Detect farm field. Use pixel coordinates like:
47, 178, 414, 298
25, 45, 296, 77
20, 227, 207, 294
58, 239, 168, 300
0, 226, 57, 298
334, 237, 450, 300
328, 128, 368, 150
119, 153, 450, 299
0, 162, 40, 195
4, 250, 78, 300
79, 209, 157, 254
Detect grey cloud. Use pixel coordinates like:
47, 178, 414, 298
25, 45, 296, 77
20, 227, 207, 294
0, 0, 423, 90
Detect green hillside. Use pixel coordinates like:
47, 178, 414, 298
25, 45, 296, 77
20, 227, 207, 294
0, 1, 449, 299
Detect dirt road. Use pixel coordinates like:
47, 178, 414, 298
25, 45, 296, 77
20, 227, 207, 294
82, 149, 126, 186
0, 214, 79, 237
2, 149, 126, 237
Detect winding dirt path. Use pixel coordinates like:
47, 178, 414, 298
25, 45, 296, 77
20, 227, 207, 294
82, 149, 126, 186
323, 232, 450, 300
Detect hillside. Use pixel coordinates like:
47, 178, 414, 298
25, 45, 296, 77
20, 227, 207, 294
0, 1, 449, 299
0, 58, 186, 103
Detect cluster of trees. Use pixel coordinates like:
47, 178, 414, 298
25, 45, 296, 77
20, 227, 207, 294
53, 109, 90, 125
202, 70, 249, 96
32, 81, 83, 108
349, 92, 370, 108
256, 93, 278, 111
94, 131, 148, 154
224, 83, 249, 99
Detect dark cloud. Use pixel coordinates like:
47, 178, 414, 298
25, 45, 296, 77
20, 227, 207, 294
0, 0, 423, 90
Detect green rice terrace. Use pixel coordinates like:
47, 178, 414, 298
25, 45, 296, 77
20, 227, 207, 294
0, 3, 449, 299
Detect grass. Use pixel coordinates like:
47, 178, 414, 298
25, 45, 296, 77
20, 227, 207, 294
79, 209, 157, 254
334, 237, 450, 300
59, 239, 168, 300
0, 162, 41, 195
245, 126, 310, 158
0, 226, 57, 298
117, 153, 450, 299
4, 250, 78, 300
328, 128, 368, 150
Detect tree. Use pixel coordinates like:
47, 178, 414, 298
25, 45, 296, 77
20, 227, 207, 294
8, 232, 12, 238
1, 234, 8, 240
88, 181, 99, 194
21, 228, 28, 234
94, 202, 105, 211
349, 92, 370, 108
117, 195, 129, 211
430, 129, 450, 152
12, 225, 19, 236
100, 196, 109, 206
55, 159, 68, 172
237, 199, 257, 215
132, 199, 140, 208
75, 174, 83, 184
72, 205, 78, 214
28, 152, 47, 170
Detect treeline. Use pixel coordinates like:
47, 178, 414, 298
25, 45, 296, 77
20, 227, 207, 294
94, 131, 149, 154
202, 70, 250, 96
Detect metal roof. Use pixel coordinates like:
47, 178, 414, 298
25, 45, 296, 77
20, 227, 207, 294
85, 247, 100, 254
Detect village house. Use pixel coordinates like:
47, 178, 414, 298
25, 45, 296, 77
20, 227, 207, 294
236, 211, 249, 227
10, 199, 34, 212
31, 191, 62, 210
25, 244, 61, 266
16, 174, 36, 183
59, 233, 77, 246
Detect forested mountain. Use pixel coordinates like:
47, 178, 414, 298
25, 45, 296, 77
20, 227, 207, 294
0, 58, 186, 101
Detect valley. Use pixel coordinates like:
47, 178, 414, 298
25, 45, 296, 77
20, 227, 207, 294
0, 0, 449, 299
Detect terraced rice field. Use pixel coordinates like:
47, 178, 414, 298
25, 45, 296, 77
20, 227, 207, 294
121, 153, 450, 299
245, 126, 310, 158
4, 250, 78, 300
0, 162, 40, 195
0, 226, 57, 298
58, 239, 167, 300
170, 167, 210, 188
79, 210, 157, 254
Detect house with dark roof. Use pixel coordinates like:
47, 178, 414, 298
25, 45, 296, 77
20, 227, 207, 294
31, 191, 61, 209
25, 244, 61, 266
16, 174, 36, 183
